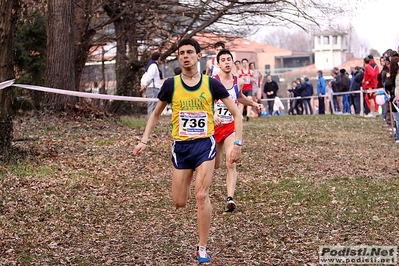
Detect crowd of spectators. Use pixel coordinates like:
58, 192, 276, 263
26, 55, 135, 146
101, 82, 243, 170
284, 48, 399, 142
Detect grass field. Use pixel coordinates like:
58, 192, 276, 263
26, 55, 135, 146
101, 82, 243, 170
1, 114, 398, 265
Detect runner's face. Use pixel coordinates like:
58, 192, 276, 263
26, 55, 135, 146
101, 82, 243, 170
242, 60, 248, 68
235, 62, 241, 70
178, 45, 201, 68
218, 54, 233, 73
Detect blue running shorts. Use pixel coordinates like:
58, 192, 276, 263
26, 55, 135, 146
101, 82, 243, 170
171, 136, 216, 170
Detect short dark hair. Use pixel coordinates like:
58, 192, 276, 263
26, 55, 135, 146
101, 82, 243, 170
367, 54, 374, 59
151, 52, 161, 60
216, 49, 233, 63
389, 56, 399, 84
384, 49, 393, 56
241, 58, 248, 63
364, 57, 370, 64
178, 38, 201, 53
340, 68, 346, 74
214, 41, 225, 49
390, 50, 399, 57
174, 67, 182, 75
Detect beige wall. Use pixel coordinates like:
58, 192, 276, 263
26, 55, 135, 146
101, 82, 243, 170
257, 50, 292, 74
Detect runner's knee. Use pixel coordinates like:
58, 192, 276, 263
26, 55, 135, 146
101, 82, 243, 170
195, 191, 209, 205
173, 198, 187, 208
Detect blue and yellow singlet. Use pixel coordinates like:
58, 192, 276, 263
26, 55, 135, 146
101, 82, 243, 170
170, 75, 215, 140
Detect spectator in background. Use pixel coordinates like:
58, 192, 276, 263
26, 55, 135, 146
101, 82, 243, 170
301, 77, 314, 115
389, 50, 399, 61
368, 55, 380, 86
383, 56, 393, 126
349, 66, 364, 115
326, 81, 334, 114
91, 81, 101, 108
388, 56, 399, 142
379, 57, 390, 122
317, 70, 326, 114
141, 52, 163, 118
362, 55, 379, 117
294, 77, 304, 115
331, 68, 341, 113
349, 66, 357, 114
272, 96, 284, 116
263, 74, 279, 115
340, 68, 351, 114
174, 67, 182, 75
288, 80, 298, 115
378, 57, 388, 88
383, 49, 393, 58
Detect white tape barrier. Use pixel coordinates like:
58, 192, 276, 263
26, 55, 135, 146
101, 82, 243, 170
0, 79, 15, 90
260, 88, 385, 103
0, 79, 158, 102
0, 79, 396, 109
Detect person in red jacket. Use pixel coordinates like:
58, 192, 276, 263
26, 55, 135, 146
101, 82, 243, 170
362, 56, 379, 116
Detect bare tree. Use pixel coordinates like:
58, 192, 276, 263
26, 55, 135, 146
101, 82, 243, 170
16, 0, 372, 113
0, 0, 20, 161
256, 28, 314, 51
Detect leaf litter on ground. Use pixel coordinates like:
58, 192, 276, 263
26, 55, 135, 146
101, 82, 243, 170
1, 114, 398, 265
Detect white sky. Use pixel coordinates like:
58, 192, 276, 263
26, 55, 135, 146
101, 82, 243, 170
250, 0, 399, 56
350, 0, 399, 53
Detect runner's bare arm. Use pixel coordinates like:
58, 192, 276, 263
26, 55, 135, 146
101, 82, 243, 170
205, 59, 212, 76
133, 100, 168, 156
237, 78, 262, 111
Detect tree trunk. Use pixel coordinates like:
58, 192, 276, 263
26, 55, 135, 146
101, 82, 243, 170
0, 0, 19, 162
113, 18, 128, 96
74, 0, 97, 92
45, 0, 76, 110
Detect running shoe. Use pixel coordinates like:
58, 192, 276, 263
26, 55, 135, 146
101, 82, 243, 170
196, 246, 210, 264
225, 197, 236, 212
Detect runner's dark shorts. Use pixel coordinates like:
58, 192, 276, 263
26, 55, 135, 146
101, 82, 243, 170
242, 90, 252, 97
172, 136, 216, 170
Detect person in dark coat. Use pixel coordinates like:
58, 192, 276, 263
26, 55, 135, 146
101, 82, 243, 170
301, 77, 314, 115
263, 75, 279, 114
349, 66, 364, 115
